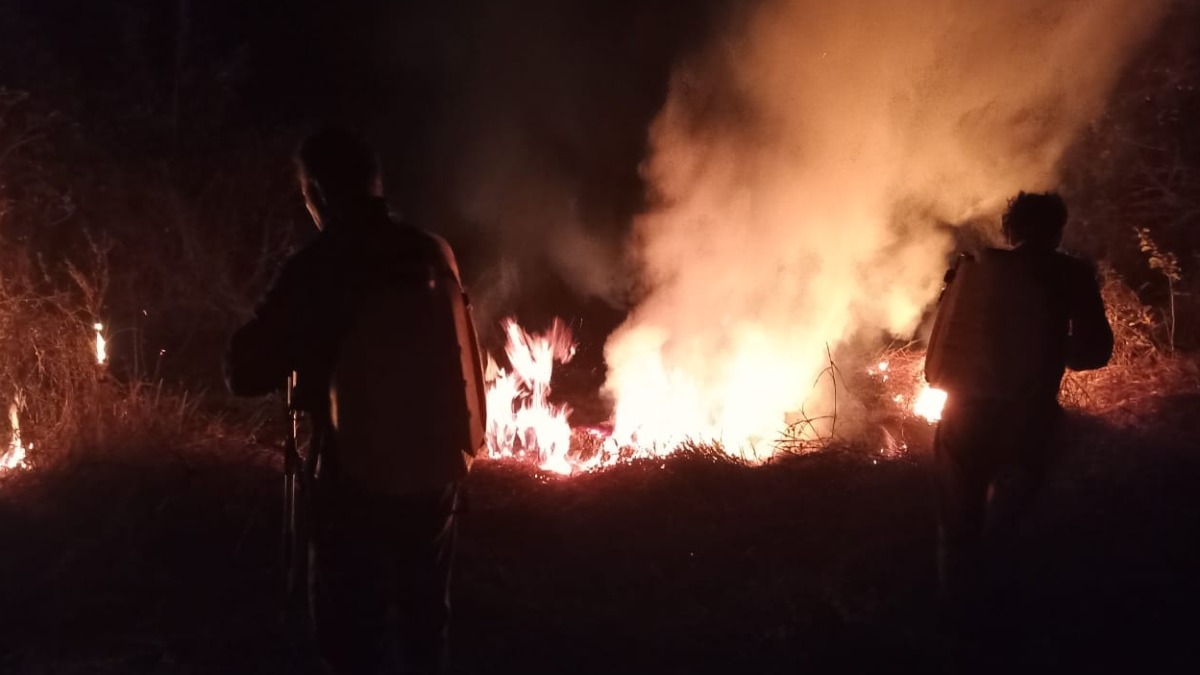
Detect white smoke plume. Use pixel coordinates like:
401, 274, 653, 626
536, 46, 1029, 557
604, 0, 1168, 450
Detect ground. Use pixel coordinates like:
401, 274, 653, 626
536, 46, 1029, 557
1, 394, 1198, 674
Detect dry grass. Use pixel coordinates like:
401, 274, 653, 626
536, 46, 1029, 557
4, 402, 1195, 673
0, 231, 271, 473
0, 242, 107, 462
1060, 355, 1199, 415
1060, 266, 1200, 423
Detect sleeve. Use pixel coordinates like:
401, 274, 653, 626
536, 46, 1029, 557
428, 231, 464, 284
427, 231, 488, 449
1064, 260, 1114, 371
225, 258, 304, 396
935, 253, 972, 303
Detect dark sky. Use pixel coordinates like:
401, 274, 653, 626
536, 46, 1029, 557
4, 5, 715, 224
5, 0, 720, 148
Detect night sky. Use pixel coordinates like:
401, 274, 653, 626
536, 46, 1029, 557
5, 0, 721, 217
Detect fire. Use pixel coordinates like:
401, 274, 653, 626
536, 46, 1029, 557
912, 385, 948, 424
94, 322, 107, 365
601, 323, 829, 460
483, 318, 739, 473
864, 357, 947, 425
485, 319, 576, 474
484, 319, 950, 475
1, 397, 28, 472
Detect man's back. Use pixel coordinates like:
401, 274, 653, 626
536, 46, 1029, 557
326, 213, 486, 493
227, 197, 486, 487
226, 198, 423, 408
926, 246, 1112, 408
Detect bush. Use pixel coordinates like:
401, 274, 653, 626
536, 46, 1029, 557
1, 87, 291, 469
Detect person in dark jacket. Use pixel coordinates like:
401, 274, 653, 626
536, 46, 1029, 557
227, 128, 483, 675
928, 192, 1113, 621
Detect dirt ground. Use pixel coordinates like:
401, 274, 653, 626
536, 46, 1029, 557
1, 394, 1198, 674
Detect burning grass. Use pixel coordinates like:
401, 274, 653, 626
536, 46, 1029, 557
0, 253, 107, 467
484, 306, 1200, 479
484, 319, 943, 474
0, 236, 257, 476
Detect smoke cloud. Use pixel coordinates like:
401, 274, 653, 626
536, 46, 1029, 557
417, 1, 724, 327
604, 0, 1167, 448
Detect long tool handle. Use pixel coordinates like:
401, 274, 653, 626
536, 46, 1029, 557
282, 372, 300, 599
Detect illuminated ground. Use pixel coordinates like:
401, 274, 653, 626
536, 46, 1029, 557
0, 398, 1197, 674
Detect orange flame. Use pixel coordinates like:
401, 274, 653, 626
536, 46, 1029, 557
0, 397, 28, 472
94, 322, 107, 366
865, 357, 947, 425
912, 385, 947, 424
485, 319, 576, 474
485, 321, 950, 474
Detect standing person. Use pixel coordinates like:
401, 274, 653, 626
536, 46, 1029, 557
924, 191, 1113, 621
226, 127, 487, 675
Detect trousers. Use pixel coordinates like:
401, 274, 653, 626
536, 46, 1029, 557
933, 398, 1059, 615
310, 480, 459, 675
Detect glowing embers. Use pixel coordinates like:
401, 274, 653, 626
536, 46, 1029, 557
866, 360, 891, 381
864, 355, 946, 425
1, 395, 28, 472
485, 318, 577, 474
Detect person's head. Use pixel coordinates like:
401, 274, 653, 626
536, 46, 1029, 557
294, 127, 383, 229
1001, 191, 1068, 250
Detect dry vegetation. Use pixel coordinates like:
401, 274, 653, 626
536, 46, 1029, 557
1, 85, 295, 471
2, 401, 1197, 674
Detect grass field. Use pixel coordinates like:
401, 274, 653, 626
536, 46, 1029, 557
1, 388, 1198, 674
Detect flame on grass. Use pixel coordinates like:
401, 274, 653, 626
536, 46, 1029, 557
94, 323, 107, 366
484, 320, 945, 474
865, 356, 946, 424
912, 386, 948, 423
1, 395, 29, 472
3, 320, 107, 475
485, 318, 577, 474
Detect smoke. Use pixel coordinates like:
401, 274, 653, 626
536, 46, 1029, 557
423, 0, 715, 324
450, 108, 631, 317
604, 0, 1167, 449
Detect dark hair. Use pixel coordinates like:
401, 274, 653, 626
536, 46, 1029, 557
295, 127, 381, 198
1001, 191, 1067, 248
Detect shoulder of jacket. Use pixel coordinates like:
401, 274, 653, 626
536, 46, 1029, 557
406, 227, 462, 281
1052, 250, 1099, 277
944, 251, 976, 281
275, 235, 330, 277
